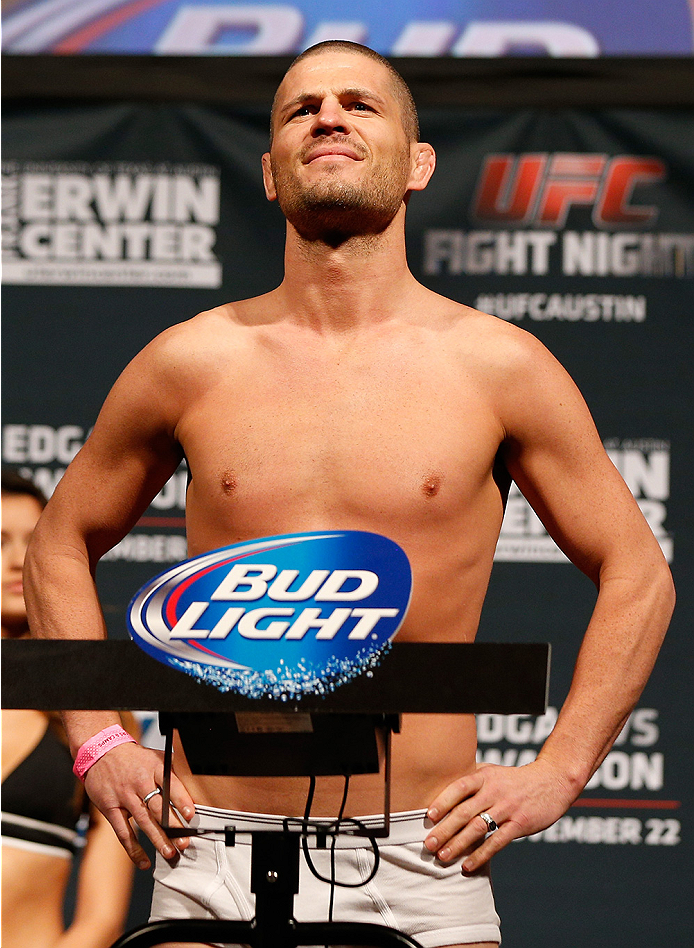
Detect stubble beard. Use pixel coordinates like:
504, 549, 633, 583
271, 144, 411, 245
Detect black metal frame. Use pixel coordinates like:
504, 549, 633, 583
158, 712, 399, 838
111, 828, 424, 948
120, 709, 414, 946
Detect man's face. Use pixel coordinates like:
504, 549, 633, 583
263, 51, 417, 241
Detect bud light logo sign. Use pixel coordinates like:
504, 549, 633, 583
128, 531, 411, 699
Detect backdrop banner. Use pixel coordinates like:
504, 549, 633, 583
3, 0, 693, 55
2, 102, 692, 946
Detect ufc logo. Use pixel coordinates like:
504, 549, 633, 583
473, 154, 666, 228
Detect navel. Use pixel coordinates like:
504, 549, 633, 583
221, 470, 237, 494
421, 473, 443, 498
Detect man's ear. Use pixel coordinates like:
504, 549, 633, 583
407, 143, 436, 192
262, 153, 277, 202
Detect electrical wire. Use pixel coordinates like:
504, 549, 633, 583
328, 774, 351, 923
296, 775, 381, 890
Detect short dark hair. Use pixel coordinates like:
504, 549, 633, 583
1, 468, 47, 508
271, 41, 420, 144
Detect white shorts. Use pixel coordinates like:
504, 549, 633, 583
150, 805, 501, 947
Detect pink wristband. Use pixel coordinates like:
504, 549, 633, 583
73, 725, 137, 781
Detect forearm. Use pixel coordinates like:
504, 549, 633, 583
24, 524, 123, 752
24, 516, 108, 640
56, 814, 134, 948
537, 558, 675, 793
424, 551, 674, 871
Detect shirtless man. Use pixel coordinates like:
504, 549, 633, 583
24, 41, 674, 948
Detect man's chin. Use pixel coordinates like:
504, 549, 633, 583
276, 174, 407, 242
289, 206, 398, 244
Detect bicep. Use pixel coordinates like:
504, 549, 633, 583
34, 356, 183, 563
499, 344, 656, 582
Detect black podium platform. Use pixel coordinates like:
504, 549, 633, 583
1, 639, 550, 714
2, 639, 550, 948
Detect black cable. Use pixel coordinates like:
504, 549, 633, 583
304, 774, 317, 823
297, 779, 381, 890
300, 816, 381, 888
328, 774, 351, 924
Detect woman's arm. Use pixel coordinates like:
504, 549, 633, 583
54, 808, 135, 948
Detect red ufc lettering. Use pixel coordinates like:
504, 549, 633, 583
473, 155, 546, 222
594, 157, 666, 226
535, 154, 607, 227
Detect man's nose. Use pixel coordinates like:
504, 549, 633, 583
311, 97, 350, 135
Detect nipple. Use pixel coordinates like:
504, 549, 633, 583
421, 473, 442, 498
221, 471, 237, 494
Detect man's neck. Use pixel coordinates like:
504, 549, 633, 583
276, 217, 419, 332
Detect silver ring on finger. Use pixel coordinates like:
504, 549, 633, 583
478, 812, 498, 834
142, 787, 162, 808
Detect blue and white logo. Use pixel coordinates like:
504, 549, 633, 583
128, 531, 412, 699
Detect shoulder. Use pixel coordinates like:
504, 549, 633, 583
92, 303, 256, 430
420, 292, 588, 430
138, 304, 239, 361
123, 298, 267, 382
422, 290, 559, 375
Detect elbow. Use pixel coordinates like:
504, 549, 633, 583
639, 547, 675, 639
22, 518, 90, 628
656, 556, 676, 622
599, 540, 675, 641
24, 511, 58, 571
22, 530, 45, 618
649, 535, 676, 606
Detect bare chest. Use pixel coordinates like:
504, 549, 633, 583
178, 335, 503, 546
